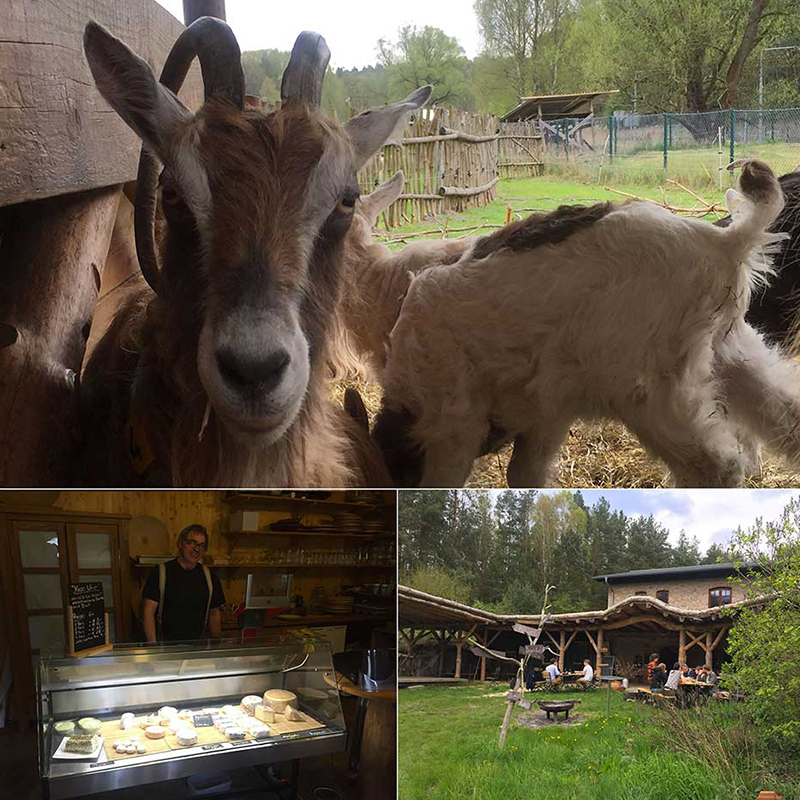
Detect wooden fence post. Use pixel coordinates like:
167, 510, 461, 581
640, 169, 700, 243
0, 186, 122, 486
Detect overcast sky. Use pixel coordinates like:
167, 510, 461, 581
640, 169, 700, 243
154, 1, 482, 69
532, 489, 800, 552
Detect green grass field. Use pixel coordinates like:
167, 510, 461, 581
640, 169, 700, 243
399, 684, 800, 800
382, 176, 728, 245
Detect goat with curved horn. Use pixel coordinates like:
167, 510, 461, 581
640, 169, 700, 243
281, 31, 331, 107
80, 21, 430, 486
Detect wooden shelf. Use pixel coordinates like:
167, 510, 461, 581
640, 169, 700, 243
223, 529, 395, 539
223, 493, 389, 515
131, 559, 393, 570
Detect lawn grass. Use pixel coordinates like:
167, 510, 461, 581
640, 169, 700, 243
381, 176, 728, 245
399, 684, 800, 800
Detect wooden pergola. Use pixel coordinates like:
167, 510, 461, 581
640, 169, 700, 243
399, 586, 765, 680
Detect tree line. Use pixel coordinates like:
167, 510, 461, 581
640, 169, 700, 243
242, 0, 800, 121
399, 490, 740, 614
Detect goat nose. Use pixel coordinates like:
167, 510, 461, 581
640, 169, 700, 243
216, 347, 290, 392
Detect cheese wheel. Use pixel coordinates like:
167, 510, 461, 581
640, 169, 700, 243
222, 705, 238, 717
284, 705, 303, 721
125, 744, 136, 754
136, 743, 147, 754
158, 706, 178, 718
241, 695, 261, 715
145, 725, 166, 739
176, 727, 197, 746
254, 704, 275, 723
263, 690, 297, 713
77, 717, 102, 735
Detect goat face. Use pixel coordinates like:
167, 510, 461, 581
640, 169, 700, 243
84, 21, 431, 444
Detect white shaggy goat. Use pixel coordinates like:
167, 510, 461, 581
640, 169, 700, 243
371, 160, 800, 488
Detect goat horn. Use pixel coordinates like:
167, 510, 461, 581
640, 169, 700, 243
135, 16, 244, 294
280, 31, 330, 108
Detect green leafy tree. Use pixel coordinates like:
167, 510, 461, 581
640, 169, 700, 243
405, 564, 473, 604
724, 499, 800, 748
625, 515, 672, 570
378, 25, 473, 107
672, 530, 702, 566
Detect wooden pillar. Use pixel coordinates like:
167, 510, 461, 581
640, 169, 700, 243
183, 0, 226, 24
480, 628, 487, 681
705, 631, 713, 668
438, 630, 445, 677
559, 629, 566, 671
0, 186, 122, 486
455, 638, 463, 679
596, 628, 604, 674
679, 628, 686, 665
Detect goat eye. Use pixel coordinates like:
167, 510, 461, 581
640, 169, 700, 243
336, 191, 359, 214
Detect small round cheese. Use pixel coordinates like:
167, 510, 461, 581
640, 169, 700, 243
142, 714, 160, 728
241, 695, 261, 715
136, 743, 146, 754
115, 742, 128, 753
120, 713, 136, 730
77, 717, 102, 735
222, 704, 238, 717
145, 725, 166, 739
176, 727, 197, 746
125, 744, 136, 754
263, 690, 297, 713
158, 706, 177, 718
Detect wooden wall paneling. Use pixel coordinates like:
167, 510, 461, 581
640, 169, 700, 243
0, 185, 122, 486
0, 0, 203, 207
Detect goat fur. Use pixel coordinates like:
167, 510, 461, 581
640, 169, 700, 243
372, 160, 799, 488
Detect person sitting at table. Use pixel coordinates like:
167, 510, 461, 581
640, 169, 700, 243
647, 652, 659, 684
545, 658, 562, 685
650, 662, 667, 692
704, 666, 718, 685
695, 666, 708, 682
665, 662, 681, 691
579, 659, 594, 683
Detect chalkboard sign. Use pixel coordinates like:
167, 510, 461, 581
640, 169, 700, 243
66, 582, 111, 657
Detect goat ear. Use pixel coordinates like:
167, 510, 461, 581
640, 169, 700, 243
84, 21, 191, 164
346, 86, 432, 171
358, 171, 405, 227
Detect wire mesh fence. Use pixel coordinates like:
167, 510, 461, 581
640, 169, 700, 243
541, 107, 800, 189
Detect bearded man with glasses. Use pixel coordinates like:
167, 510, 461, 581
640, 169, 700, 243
142, 524, 225, 643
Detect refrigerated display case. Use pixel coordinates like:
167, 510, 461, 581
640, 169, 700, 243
36, 636, 346, 799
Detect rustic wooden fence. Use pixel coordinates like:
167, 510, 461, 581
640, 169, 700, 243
357, 108, 543, 228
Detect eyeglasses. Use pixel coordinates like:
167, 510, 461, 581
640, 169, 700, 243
184, 539, 207, 550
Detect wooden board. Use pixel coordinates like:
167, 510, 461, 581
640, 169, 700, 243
0, 0, 204, 207
98, 710, 324, 762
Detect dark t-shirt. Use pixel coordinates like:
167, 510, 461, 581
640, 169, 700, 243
143, 559, 225, 641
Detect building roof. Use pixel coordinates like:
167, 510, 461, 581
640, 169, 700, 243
500, 90, 618, 123
399, 585, 765, 634
592, 562, 763, 584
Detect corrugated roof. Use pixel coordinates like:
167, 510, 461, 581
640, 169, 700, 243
500, 90, 618, 123
592, 562, 763, 584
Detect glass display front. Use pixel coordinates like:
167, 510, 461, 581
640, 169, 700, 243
37, 635, 347, 799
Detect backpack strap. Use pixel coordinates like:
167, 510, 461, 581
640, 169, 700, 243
156, 562, 167, 631
203, 565, 213, 633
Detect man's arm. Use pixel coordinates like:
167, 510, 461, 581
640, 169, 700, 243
208, 606, 222, 638
142, 598, 158, 643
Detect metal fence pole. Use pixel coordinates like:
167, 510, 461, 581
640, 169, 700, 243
729, 109, 735, 165
608, 116, 613, 162
663, 113, 668, 173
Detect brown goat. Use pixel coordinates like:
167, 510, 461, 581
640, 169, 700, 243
79, 19, 430, 486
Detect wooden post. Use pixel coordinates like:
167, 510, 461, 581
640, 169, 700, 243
705, 631, 713, 668
438, 630, 445, 677
596, 628, 604, 675
679, 628, 686, 665
183, 0, 226, 24
455, 638, 463, 679
559, 629, 566, 671
480, 628, 487, 681
498, 672, 520, 749
0, 186, 122, 486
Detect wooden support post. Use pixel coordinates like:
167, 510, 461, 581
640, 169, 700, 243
438, 630, 446, 677
559, 630, 566, 671
0, 186, 122, 486
596, 628, 604, 675
499, 671, 520, 749
455, 639, 463, 679
705, 631, 713, 668
679, 628, 686, 665
481, 628, 487, 681
183, 0, 226, 24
